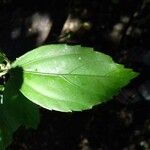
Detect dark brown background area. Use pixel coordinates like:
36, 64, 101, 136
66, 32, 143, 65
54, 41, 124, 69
0, 0, 149, 149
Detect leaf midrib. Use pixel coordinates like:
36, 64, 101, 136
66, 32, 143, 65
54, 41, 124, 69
24, 69, 117, 77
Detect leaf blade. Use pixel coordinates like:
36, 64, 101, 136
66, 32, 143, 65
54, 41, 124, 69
12, 44, 138, 112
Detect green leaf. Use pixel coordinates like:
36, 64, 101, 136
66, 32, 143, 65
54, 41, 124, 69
0, 85, 4, 93
0, 52, 6, 64
0, 67, 39, 150
12, 44, 138, 112
0, 52, 10, 77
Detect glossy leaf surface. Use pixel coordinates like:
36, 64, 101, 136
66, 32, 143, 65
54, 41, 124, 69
12, 44, 138, 112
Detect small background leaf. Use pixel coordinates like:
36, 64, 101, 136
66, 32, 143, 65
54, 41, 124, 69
0, 67, 39, 150
12, 44, 138, 112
